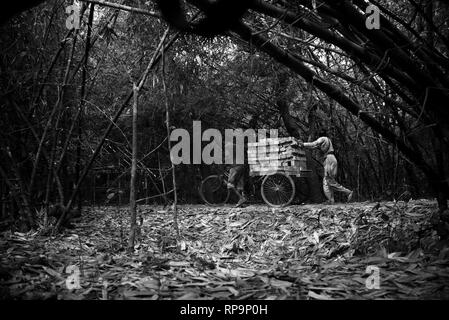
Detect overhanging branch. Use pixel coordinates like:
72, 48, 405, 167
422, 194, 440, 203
231, 21, 439, 184
80, 0, 159, 17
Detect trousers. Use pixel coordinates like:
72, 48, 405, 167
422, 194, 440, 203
323, 154, 351, 202
228, 164, 249, 191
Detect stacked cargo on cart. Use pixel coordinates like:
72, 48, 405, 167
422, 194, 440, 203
247, 137, 308, 177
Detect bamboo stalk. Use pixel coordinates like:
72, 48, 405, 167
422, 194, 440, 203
161, 46, 180, 240
128, 83, 138, 251
56, 28, 174, 232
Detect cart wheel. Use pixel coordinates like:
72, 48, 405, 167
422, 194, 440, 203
261, 173, 296, 207
199, 175, 230, 206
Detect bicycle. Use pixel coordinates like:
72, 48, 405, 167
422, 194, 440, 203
199, 169, 310, 207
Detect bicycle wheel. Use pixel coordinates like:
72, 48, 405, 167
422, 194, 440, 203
199, 175, 230, 206
261, 173, 296, 207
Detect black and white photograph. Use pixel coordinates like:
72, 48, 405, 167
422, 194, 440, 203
1, 0, 449, 306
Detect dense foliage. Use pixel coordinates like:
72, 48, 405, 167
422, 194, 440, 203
0, 0, 448, 231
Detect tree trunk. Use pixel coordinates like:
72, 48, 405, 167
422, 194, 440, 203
162, 48, 180, 239
128, 84, 138, 251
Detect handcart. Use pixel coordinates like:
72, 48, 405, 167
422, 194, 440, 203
248, 137, 310, 207
199, 137, 310, 207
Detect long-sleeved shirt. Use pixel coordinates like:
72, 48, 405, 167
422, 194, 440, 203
303, 136, 334, 155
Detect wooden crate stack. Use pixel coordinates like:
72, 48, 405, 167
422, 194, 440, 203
248, 137, 307, 176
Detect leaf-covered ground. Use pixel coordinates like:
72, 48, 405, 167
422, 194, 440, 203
1, 200, 449, 300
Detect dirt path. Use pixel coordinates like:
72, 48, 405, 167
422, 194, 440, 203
1, 200, 449, 299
